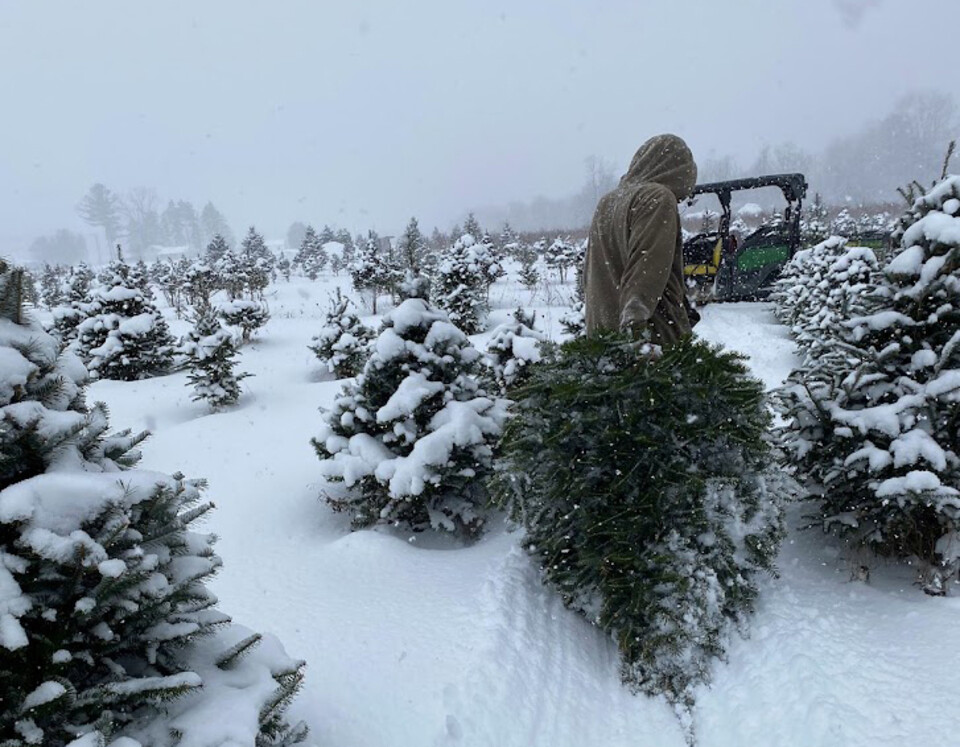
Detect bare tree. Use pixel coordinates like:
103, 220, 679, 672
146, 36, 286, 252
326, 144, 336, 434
122, 187, 163, 256
77, 183, 122, 245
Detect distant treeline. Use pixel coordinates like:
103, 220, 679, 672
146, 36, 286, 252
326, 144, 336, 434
474, 91, 958, 233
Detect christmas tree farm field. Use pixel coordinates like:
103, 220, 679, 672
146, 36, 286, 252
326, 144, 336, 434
80, 274, 960, 747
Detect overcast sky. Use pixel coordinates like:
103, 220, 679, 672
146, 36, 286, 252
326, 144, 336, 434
1, 0, 957, 245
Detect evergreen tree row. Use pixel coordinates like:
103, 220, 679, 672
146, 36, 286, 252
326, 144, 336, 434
0, 260, 307, 746
775, 176, 960, 595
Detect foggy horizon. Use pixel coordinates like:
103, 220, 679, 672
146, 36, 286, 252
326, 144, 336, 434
3, 0, 959, 256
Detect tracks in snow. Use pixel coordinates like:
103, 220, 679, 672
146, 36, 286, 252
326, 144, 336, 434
436, 540, 684, 747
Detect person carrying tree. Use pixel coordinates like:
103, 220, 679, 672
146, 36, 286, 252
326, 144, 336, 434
584, 133, 700, 345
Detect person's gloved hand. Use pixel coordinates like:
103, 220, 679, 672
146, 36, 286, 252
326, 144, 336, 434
620, 320, 662, 361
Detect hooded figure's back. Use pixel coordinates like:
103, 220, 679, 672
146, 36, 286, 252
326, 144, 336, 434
584, 134, 699, 345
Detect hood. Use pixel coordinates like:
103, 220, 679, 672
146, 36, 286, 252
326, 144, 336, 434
621, 134, 697, 201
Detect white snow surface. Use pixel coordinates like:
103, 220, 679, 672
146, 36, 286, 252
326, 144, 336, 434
85, 278, 960, 747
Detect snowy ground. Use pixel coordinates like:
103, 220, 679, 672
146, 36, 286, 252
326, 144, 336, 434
88, 276, 960, 747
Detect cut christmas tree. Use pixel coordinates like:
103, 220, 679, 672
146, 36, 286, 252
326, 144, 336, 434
492, 333, 784, 707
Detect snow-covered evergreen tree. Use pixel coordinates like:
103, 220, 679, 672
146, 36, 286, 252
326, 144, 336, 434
795, 246, 879, 365
130, 259, 153, 298
559, 299, 585, 338
397, 269, 431, 303
214, 248, 245, 301
50, 265, 96, 346
778, 176, 960, 594
492, 333, 784, 705
183, 308, 251, 410
498, 222, 523, 258
350, 232, 395, 314
560, 249, 587, 338
75, 262, 175, 381
462, 213, 483, 242
771, 236, 848, 331
183, 259, 217, 312
397, 216, 429, 273
295, 226, 327, 280
242, 254, 271, 299
240, 225, 272, 266
468, 233, 504, 289
218, 299, 269, 344
204, 233, 230, 264
545, 236, 578, 283
0, 260, 307, 747
314, 298, 506, 539
308, 289, 373, 379
830, 207, 857, 238
318, 225, 336, 245
66, 263, 95, 303
39, 264, 66, 308
240, 226, 274, 298
484, 308, 547, 394
518, 257, 540, 291
434, 235, 487, 334
801, 193, 830, 244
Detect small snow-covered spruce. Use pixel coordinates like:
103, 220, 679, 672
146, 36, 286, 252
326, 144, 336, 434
129, 260, 153, 299
397, 270, 431, 303
462, 213, 483, 242
518, 257, 540, 291
433, 235, 488, 334
498, 222, 523, 259
483, 308, 547, 395
218, 298, 270, 344
183, 260, 217, 312
469, 233, 504, 290
295, 225, 328, 280
559, 252, 587, 338
39, 264, 67, 308
801, 193, 830, 245
544, 236, 579, 283
491, 333, 784, 707
0, 260, 307, 747
350, 232, 395, 314
313, 298, 507, 539
831, 207, 857, 238
794, 246, 879, 367
215, 248, 246, 301
75, 261, 175, 381
65, 263, 95, 303
779, 176, 960, 594
50, 264, 97, 346
204, 232, 230, 264
770, 236, 848, 331
308, 289, 373, 379
559, 300, 585, 338
184, 308, 251, 410
397, 216, 430, 274
239, 226, 275, 298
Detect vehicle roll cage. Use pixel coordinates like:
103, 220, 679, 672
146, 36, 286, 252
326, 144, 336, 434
686, 173, 809, 253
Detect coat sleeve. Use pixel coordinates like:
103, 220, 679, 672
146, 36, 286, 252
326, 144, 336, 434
617, 184, 679, 331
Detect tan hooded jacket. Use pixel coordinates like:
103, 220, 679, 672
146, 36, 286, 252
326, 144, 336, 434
584, 134, 700, 346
